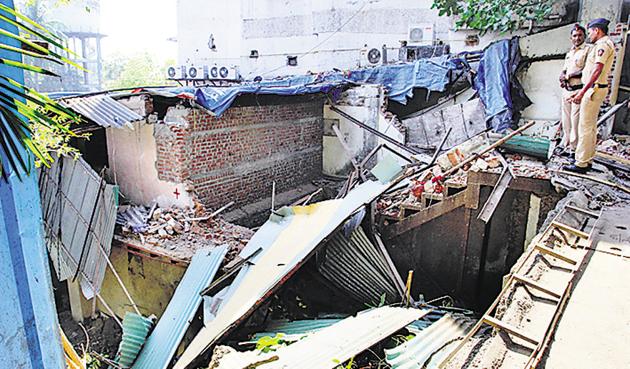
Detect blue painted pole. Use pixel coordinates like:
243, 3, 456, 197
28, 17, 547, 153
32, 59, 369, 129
0, 1, 65, 368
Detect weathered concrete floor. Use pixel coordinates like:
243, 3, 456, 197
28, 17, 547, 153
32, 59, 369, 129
543, 206, 630, 369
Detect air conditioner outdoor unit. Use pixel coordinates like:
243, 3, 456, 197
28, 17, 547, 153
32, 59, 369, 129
187, 65, 206, 80
408, 23, 435, 44
359, 46, 383, 67
166, 65, 187, 80
208, 65, 240, 81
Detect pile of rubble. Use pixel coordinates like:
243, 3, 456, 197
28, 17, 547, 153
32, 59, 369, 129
599, 137, 630, 160
377, 149, 507, 219
116, 203, 253, 261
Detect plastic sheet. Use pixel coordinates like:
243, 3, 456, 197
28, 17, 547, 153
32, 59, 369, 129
473, 38, 531, 132
140, 56, 467, 117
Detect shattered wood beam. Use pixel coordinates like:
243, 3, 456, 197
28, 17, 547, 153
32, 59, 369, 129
328, 103, 423, 155
443, 121, 536, 177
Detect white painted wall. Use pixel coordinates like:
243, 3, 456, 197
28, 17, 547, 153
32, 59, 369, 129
105, 123, 193, 208
177, 0, 242, 66
177, 0, 576, 78
323, 85, 382, 175
177, 0, 453, 78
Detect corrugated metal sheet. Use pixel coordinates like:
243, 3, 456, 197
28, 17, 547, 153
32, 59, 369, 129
59, 94, 142, 128
132, 246, 228, 369
317, 226, 399, 304
38, 155, 117, 299
116, 312, 153, 368
250, 318, 345, 342
385, 313, 475, 369
250, 311, 449, 343
174, 179, 395, 369
213, 307, 429, 369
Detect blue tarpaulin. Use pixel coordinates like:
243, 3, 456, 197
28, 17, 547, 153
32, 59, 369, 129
137, 56, 467, 117
473, 38, 531, 132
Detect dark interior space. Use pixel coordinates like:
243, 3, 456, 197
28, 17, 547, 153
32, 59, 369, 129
382, 184, 561, 313
70, 127, 109, 173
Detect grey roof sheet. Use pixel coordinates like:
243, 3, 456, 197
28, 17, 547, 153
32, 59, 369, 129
385, 313, 475, 369
59, 94, 142, 128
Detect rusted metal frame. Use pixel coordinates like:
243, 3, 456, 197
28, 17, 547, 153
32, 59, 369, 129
524, 280, 574, 369
382, 189, 469, 239
438, 204, 586, 368
328, 103, 423, 155
525, 209, 603, 368
512, 273, 561, 300
533, 244, 578, 265
477, 166, 513, 223
483, 316, 539, 346
550, 221, 590, 240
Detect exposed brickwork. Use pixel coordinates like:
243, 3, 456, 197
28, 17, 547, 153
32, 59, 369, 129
155, 99, 324, 209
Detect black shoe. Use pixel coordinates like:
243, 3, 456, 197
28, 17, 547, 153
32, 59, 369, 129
560, 150, 574, 158
562, 164, 590, 174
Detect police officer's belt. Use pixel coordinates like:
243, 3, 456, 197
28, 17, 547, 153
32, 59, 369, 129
565, 84, 583, 91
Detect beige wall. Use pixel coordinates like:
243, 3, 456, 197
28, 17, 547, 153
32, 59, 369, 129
106, 122, 194, 208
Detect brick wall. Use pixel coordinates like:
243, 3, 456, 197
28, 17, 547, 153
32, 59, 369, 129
155, 98, 324, 209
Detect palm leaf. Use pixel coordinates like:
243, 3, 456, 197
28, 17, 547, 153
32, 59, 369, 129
0, 57, 59, 76
0, 3, 82, 178
0, 42, 63, 64
0, 110, 30, 179
0, 26, 84, 71
0, 3, 62, 41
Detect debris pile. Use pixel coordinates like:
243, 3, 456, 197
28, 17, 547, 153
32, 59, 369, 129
116, 203, 253, 261
377, 150, 505, 219
598, 137, 630, 160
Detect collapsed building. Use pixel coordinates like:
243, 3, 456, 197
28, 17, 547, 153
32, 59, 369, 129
39, 16, 630, 369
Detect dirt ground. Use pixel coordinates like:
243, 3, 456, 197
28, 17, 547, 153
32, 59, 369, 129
59, 310, 123, 360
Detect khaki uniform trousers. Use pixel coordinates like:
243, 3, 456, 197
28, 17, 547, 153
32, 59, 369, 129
575, 87, 607, 167
561, 89, 580, 150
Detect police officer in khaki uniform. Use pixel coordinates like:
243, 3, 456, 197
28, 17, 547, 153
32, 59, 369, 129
565, 18, 615, 173
558, 24, 590, 154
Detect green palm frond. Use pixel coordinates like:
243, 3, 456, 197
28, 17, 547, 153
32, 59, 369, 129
0, 4, 82, 179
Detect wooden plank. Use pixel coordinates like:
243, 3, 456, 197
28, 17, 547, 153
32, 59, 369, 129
383, 189, 469, 239
477, 167, 513, 223
512, 273, 561, 300
551, 221, 590, 239
483, 316, 540, 346
596, 151, 630, 166
467, 171, 551, 194
534, 244, 577, 265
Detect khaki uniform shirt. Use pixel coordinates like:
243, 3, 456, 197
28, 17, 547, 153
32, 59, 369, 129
582, 35, 615, 85
563, 43, 590, 87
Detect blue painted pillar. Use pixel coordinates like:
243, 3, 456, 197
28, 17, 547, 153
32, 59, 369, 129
0, 1, 65, 368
